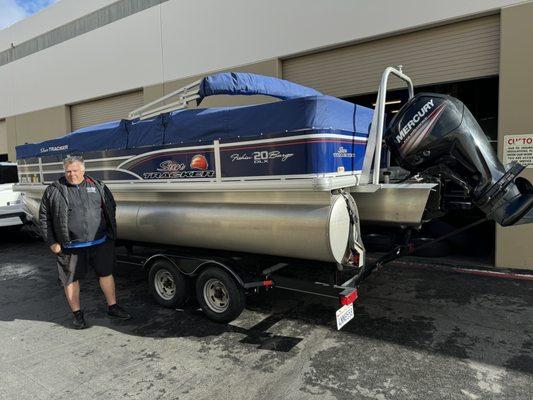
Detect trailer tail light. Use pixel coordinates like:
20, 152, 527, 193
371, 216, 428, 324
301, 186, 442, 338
339, 288, 358, 306
263, 280, 273, 287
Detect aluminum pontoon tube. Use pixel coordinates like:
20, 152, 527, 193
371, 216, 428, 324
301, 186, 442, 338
116, 194, 351, 263
22, 189, 353, 263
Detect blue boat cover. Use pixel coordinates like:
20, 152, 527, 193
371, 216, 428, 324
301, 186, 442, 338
16, 96, 373, 159
164, 95, 371, 145
17, 120, 128, 159
128, 115, 165, 148
198, 72, 322, 102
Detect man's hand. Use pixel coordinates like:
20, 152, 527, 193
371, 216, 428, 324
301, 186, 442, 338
50, 243, 61, 254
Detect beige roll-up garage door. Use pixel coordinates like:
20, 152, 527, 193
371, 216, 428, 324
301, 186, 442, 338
283, 15, 500, 97
70, 90, 144, 131
0, 119, 7, 156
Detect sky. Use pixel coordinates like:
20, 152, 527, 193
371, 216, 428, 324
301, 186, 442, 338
0, 0, 60, 30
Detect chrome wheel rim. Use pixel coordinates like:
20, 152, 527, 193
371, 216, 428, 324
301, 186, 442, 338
154, 269, 176, 300
203, 278, 229, 313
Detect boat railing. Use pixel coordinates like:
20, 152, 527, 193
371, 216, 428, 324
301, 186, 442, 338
128, 79, 202, 120
359, 66, 414, 187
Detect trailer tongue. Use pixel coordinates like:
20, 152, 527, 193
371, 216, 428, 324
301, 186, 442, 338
14, 67, 533, 329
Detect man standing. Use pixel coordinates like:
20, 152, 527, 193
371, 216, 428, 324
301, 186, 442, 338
39, 155, 131, 329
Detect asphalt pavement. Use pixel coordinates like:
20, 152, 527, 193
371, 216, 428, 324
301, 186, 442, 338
1, 229, 532, 400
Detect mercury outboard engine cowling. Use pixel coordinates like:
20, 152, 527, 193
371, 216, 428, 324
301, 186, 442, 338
385, 93, 533, 226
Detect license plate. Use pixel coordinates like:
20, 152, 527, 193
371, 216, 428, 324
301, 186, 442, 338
336, 303, 354, 330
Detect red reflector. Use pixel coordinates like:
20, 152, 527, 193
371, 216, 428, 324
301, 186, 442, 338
263, 280, 274, 287
339, 289, 358, 306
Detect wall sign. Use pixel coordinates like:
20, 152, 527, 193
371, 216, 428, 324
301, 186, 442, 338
504, 134, 533, 167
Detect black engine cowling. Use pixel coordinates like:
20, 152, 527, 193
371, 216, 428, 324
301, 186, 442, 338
385, 93, 533, 226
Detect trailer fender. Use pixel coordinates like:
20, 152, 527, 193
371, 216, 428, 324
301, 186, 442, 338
143, 254, 182, 273
192, 260, 247, 289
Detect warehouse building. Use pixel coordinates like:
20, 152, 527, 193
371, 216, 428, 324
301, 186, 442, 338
0, 0, 532, 268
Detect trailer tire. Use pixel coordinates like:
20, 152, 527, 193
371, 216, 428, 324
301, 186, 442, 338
148, 260, 189, 308
195, 267, 246, 323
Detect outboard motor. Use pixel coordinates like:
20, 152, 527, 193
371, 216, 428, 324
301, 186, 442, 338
385, 93, 533, 226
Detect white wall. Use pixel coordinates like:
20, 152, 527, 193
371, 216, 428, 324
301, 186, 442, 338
6, 5, 162, 115
159, 0, 518, 82
0, 0, 117, 49
0, 0, 528, 118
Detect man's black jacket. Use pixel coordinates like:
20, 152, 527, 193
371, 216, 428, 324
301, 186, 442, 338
39, 176, 117, 247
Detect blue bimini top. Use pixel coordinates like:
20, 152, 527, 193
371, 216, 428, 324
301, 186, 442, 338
198, 72, 322, 101
16, 74, 373, 160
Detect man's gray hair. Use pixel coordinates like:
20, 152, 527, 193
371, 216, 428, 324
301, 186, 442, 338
63, 155, 85, 168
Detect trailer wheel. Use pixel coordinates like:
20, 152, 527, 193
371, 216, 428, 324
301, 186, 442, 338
195, 267, 246, 323
148, 260, 189, 308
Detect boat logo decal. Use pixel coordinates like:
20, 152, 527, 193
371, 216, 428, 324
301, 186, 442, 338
190, 154, 208, 170
230, 151, 294, 164
399, 103, 446, 155
40, 144, 69, 154
157, 160, 186, 172
395, 99, 435, 144
142, 159, 214, 179
333, 146, 355, 158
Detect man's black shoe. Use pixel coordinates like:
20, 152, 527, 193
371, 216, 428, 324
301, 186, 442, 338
72, 310, 88, 330
107, 304, 132, 320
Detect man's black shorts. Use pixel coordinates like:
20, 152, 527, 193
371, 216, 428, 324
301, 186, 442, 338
56, 240, 115, 287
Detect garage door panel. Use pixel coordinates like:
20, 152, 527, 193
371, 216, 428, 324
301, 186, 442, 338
291, 48, 499, 83
283, 15, 500, 97
70, 90, 144, 131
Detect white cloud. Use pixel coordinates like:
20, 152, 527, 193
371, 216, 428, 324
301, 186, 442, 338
0, 0, 60, 30
0, 0, 29, 30
18, 0, 60, 15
